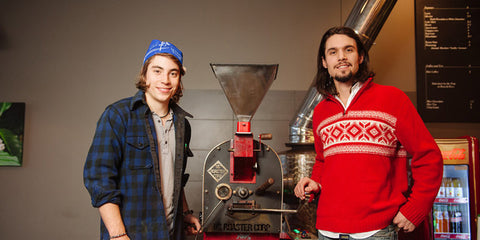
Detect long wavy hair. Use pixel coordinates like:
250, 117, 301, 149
135, 53, 185, 103
314, 26, 374, 96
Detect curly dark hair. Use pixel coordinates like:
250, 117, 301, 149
314, 26, 375, 96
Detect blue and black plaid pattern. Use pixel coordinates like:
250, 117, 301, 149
84, 90, 192, 240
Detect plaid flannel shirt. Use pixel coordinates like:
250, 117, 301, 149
84, 90, 193, 240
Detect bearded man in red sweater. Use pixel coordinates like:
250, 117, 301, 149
294, 26, 443, 240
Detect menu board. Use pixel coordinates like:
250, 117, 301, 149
415, 0, 479, 122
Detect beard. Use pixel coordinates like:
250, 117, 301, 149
334, 71, 353, 83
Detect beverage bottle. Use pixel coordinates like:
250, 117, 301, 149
433, 205, 440, 233
442, 205, 450, 233
437, 205, 444, 232
449, 205, 455, 233
453, 178, 463, 198
450, 205, 463, 233
437, 178, 446, 198
446, 178, 455, 198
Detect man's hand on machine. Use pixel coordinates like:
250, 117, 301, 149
184, 212, 202, 235
294, 177, 321, 200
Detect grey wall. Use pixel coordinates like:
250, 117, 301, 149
0, 0, 479, 239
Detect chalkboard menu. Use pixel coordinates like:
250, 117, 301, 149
415, 0, 479, 122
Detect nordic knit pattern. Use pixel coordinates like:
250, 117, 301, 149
320, 111, 407, 158
311, 79, 443, 233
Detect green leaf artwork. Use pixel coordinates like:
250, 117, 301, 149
0, 102, 25, 166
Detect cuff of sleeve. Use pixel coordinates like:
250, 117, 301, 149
399, 202, 429, 227
311, 175, 321, 184
93, 193, 122, 208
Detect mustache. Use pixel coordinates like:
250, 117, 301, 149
335, 61, 352, 68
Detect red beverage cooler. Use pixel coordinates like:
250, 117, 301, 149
431, 136, 479, 240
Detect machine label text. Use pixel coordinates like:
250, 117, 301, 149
207, 161, 228, 182
221, 223, 271, 232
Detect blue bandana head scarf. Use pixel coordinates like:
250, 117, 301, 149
143, 40, 183, 65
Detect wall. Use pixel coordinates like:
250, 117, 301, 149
0, 0, 478, 239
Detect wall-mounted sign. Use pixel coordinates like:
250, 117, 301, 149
415, 0, 479, 122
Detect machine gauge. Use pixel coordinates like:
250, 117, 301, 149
215, 183, 232, 201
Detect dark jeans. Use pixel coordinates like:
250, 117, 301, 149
317, 225, 398, 240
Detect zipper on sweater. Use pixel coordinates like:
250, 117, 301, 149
338, 78, 373, 116
327, 95, 348, 116
339, 101, 347, 115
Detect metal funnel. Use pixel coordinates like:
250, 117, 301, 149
211, 64, 278, 122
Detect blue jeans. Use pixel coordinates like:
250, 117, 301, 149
317, 225, 398, 240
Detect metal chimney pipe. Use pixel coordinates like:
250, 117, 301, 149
344, 0, 397, 51
288, 0, 397, 143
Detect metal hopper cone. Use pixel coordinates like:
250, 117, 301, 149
210, 64, 278, 123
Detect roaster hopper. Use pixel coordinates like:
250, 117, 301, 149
201, 64, 294, 240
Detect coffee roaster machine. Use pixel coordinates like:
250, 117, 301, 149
201, 64, 297, 239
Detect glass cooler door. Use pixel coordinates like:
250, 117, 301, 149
433, 165, 471, 240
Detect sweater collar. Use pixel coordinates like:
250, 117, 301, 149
326, 77, 374, 105
334, 81, 364, 110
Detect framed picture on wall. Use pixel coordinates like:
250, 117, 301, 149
0, 102, 25, 166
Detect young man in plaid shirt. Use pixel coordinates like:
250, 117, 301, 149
84, 40, 200, 240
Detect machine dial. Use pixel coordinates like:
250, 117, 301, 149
215, 183, 232, 201
236, 187, 250, 199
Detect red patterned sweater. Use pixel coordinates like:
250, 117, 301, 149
311, 78, 443, 233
